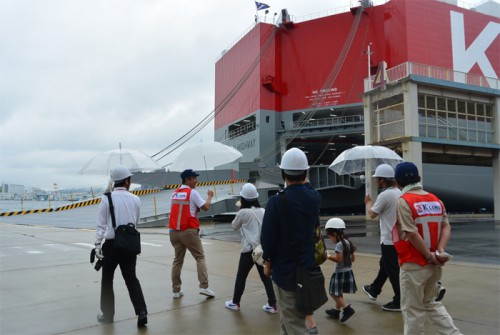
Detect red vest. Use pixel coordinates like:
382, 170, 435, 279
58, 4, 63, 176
169, 187, 200, 231
392, 192, 444, 266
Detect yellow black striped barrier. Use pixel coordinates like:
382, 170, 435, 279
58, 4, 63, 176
131, 189, 162, 196
0, 183, 240, 217
54, 198, 102, 212
164, 179, 246, 189
0, 208, 55, 217
0, 189, 162, 217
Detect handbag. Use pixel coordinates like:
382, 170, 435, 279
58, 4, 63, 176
252, 244, 264, 266
295, 265, 328, 313
279, 192, 328, 313
106, 193, 141, 255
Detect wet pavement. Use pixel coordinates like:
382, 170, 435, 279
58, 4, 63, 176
199, 216, 500, 266
1, 208, 499, 335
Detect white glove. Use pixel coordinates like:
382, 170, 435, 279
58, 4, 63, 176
95, 242, 104, 259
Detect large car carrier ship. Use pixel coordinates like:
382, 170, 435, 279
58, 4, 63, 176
134, 0, 499, 216
211, 0, 499, 214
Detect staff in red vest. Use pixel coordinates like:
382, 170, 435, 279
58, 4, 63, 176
169, 169, 215, 299
393, 162, 461, 335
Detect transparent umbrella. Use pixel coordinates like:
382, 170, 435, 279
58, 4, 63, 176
79, 147, 163, 176
329, 145, 403, 175
169, 142, 242, 172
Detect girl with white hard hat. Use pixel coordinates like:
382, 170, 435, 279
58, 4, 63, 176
324, 218, 358, 323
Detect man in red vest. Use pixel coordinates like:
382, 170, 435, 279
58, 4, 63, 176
169, 169, 215, 299
393, 162, 461, 335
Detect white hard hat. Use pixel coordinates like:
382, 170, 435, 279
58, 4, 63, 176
110, 166, 133, 182
240, 183, 259, 199
279, 147, 310, 171
372, 164, 395, 179
325, 218, 346, 230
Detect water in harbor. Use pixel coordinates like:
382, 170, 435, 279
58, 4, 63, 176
0, 200, 80, 213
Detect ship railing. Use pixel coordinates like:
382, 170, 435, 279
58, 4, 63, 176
309, 165, 361, 190
217, 1, 392, 61
365, 61, 500, 91
227, 121, 257, 139
292, 114, 364, 129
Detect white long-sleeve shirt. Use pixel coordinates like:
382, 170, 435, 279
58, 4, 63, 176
95, 187, 141, 242
231, 207, 265, 253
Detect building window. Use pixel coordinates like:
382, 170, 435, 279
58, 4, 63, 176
417, 93, 494, 144
372, 94, 405, 142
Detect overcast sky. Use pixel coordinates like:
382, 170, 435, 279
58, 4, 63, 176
0, 0, 490, 191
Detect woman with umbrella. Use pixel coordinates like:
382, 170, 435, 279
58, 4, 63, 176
224, 183, 277, 314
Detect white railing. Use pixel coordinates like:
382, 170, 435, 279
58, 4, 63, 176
365, 62, 500, 91
293, 115, 364, 128
228, 122, 257, 139
216, 1, 394, 61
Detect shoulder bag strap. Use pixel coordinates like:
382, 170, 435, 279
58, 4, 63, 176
248, 208, 262, 229
105, 192, 117, 229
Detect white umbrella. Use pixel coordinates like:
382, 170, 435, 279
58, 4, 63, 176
79, 147, 163, 175
169, 142, 242, 172
329, 145, 403, 175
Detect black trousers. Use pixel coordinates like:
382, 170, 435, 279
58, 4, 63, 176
232, 251, 276, 306
100, 239, 147, 317
370, 243, 400, 303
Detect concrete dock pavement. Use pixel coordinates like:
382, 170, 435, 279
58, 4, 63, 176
0, 220, 499, 335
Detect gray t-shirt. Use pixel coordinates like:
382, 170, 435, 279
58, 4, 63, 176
334, 240, 352, 273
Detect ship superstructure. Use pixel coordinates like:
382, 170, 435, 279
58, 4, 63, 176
213, 0, 499, 216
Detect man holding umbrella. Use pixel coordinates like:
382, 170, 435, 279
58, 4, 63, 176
169, 169, 216, 299
363, 164, 402, 312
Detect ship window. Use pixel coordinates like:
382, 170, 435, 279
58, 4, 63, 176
426, 96, 436, 109
485, 105, 493, 118
437, 97, 446, 111
447, 99, 456, 112
418, 94, 494, 144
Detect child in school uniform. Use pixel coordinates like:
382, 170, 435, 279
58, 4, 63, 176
324, 218, 357, 323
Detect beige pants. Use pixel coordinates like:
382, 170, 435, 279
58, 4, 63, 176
273, 283, 307, 335
170, 229, 209, 292
400, 263, 462, 335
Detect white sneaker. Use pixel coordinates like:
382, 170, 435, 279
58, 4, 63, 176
225, 300, 240, 311
173, 290, 184, 299
199, 287, 215, 298
262, 303, 277, 314
436, 281, 446, 302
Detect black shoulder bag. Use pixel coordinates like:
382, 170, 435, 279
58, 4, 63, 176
105, 193, 141, 255
280, 192, 328, 313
